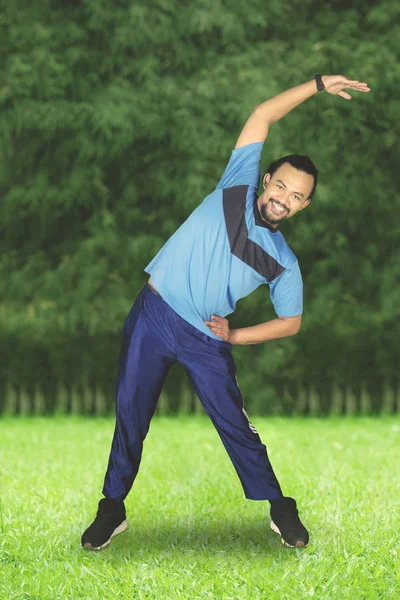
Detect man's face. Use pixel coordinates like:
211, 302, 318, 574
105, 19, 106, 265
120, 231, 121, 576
258, 163, 314, 226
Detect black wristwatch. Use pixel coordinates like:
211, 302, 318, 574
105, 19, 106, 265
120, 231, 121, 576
314, 74, 325, 92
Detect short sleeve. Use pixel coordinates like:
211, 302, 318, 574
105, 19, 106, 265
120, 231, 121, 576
268, 261, 303, 317
216, 142, 263, 190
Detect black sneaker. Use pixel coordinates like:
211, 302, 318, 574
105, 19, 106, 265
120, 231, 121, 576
81, 498, 128, 551
270, 496, 309, 548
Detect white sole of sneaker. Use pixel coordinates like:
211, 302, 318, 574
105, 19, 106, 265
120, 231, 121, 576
270, 519, 306, 548
83, 519, 128, 551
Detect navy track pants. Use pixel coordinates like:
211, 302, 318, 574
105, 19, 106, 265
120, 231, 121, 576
102, 283, 283, 502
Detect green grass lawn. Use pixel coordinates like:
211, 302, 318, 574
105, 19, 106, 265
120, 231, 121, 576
1, 415, 399, 599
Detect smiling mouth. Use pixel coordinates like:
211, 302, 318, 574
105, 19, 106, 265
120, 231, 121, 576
270, 200, 288, 214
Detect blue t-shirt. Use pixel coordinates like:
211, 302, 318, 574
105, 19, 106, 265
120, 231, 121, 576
144, 142, 303, 340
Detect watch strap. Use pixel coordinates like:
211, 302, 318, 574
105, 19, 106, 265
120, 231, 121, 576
314, 74, 325, 92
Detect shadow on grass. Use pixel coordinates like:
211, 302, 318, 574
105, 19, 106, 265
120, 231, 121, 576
81, 515, 301, 561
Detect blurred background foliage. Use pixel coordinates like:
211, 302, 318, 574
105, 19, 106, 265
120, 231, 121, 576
0, 0, 399, 414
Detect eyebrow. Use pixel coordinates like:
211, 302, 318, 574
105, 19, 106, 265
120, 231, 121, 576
276, 179, 305, 198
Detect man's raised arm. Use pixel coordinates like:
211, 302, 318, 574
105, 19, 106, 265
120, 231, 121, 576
234, 75, 370, 149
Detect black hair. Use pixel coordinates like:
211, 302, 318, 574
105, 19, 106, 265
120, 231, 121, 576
264, 155, 318, 199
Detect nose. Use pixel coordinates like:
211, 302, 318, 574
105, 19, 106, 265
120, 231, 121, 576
279, 193, 290, 210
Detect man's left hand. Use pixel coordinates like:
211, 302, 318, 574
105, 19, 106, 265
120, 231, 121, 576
205, 315, 231, 342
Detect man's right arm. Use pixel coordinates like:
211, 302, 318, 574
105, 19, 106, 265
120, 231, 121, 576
234, 80, 318, 149
234, 75, 370, 149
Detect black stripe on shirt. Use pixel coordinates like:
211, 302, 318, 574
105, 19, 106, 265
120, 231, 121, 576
223, 185, 285, 282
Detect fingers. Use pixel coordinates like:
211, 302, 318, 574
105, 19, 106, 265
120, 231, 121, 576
334, 75, 370, 90
205, 325, 227, 340
343, 78, 371, 91
350, 83, 370, 91
204, 315, 225, 328
205, 315, 229, 340
204, 320, 225, 331
205, 320, 219, 328
335, 83, 370, 99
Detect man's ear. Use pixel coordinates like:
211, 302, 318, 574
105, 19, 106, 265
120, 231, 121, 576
299, 199, 311, 211
263, 173, 271, 189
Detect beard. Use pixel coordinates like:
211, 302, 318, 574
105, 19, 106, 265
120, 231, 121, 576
260, 198, 290, 225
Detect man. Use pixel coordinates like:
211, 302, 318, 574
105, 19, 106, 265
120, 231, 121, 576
82, 74, 370, 550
